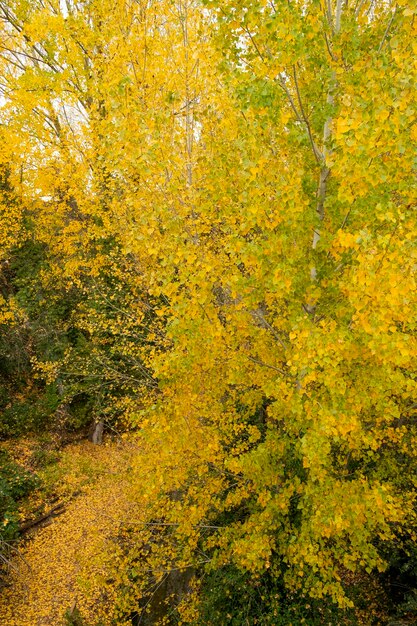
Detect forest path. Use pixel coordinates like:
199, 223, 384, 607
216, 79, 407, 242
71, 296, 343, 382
0, 440, 141, 626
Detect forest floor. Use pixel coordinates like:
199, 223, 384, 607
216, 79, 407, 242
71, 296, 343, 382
0, 439, 141, 626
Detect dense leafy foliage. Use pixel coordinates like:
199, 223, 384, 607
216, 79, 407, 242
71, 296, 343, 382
0, 0, 416, 624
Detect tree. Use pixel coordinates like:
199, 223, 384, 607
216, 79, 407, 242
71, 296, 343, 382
125, 0, 417, 612
0, 0, 416, 621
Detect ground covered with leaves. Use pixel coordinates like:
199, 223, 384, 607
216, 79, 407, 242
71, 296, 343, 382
0, 440, 142, 626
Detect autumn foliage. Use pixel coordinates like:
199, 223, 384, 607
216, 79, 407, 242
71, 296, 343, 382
0, 0, 416, 623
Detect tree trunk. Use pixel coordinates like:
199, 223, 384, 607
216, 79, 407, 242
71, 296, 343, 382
89, 421, 104, 444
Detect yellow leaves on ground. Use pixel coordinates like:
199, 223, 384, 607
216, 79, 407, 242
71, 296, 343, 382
0, 442, 140, 626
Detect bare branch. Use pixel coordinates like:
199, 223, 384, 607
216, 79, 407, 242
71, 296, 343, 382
378, 7, 397, 53
247, 355, 286, 375
251, 309, 288, 350
292, 65, 323, 163
354, 0, 368, 16
276, 73, 303, 124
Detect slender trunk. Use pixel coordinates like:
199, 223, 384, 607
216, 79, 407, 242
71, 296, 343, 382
307, 1, 342, 306
180, 0, 193, 187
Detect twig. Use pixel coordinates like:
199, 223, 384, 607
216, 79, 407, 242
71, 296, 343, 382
355, 0, 368, 16
276, 74, 303, 124
292, 65, 323, 163
124, 521, 223, 529
376, 222, 399, 273
251, 309, 288, 350
378, 7, 397, 53
247, 355, 286, 375
323, 32, 337, 61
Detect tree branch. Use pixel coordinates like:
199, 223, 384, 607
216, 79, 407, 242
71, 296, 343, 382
378, 7, 397, 53
19, 503, 66, 534
292, 66, 323, 163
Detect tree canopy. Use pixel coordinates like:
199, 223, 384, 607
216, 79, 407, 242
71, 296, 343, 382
0, 0, 416, 624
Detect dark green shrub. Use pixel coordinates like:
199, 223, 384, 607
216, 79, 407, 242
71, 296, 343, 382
0, 449, 39, 541
196, 565, 359, 626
